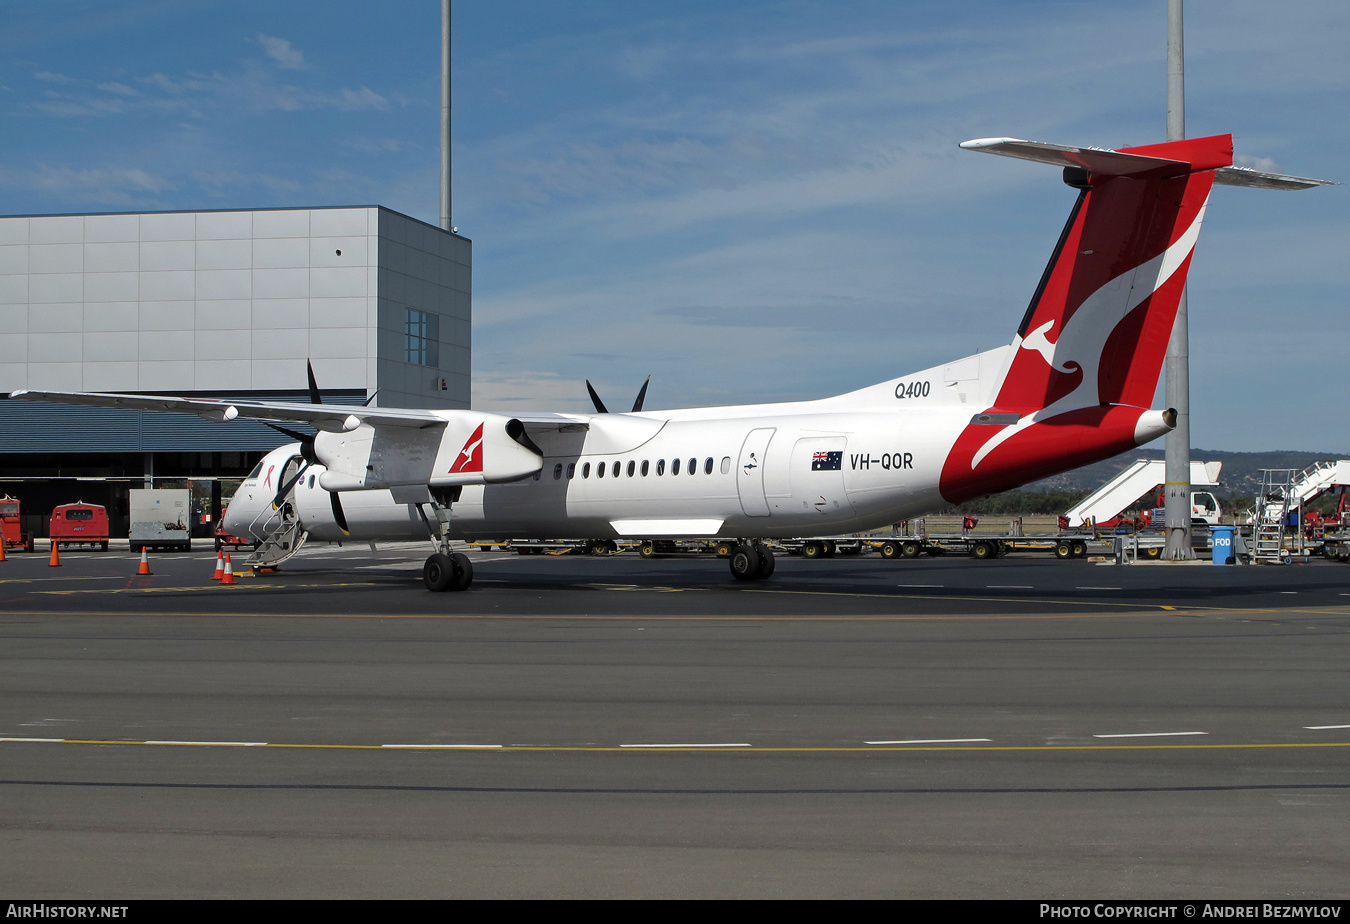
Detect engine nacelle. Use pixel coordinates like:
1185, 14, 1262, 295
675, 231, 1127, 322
316, 412, 542, 491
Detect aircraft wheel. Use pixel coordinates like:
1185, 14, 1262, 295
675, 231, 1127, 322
822, 540, 837, 557
901, 541, 921, 558
1144, 546, 1162, 559
640, 541, 656, 559
802, 541, 823, 558
1072, 540, 1087, 558
1055, 541, 1073, 560
450, 552, 474, 591
729, 544, 761, 581
754, 547, 776, 579
424, 553, 455, 592
971, 540, 994, 560
715, 541, 732, 558
879, 541, 900, 560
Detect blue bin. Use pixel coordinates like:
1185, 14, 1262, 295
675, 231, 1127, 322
1211, 526, 1236, 565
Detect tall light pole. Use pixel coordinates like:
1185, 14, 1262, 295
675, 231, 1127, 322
440, 0, 452, 232
1162, 0, 1194, 560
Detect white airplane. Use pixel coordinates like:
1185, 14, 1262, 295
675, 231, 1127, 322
11, 133, 1329, 591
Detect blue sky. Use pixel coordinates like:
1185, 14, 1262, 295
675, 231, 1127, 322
3, 0, 1345, 451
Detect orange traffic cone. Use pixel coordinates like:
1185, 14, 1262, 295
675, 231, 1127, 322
221, 554, 236, 585
212, 549, 224, 581
138, 548, 151, 575
49, 541, 61, 567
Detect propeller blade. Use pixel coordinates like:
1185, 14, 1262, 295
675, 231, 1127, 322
631, 376, 651, 413
272, 460, 309, 509
329, 490, 350, 534
585, 380, 609, 414
306, 359, 323, 405
264, 423, 317, 463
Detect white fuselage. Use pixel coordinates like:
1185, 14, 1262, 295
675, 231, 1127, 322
223, 348, 1009, 544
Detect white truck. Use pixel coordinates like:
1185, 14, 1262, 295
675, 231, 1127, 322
129, 488, 192, 552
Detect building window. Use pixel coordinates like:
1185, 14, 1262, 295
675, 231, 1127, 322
404, 308, 440, 366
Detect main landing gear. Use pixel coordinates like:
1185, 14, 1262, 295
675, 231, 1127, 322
728, 543, 775, 581
418, 488, 475, 593
423, 551, 474, 592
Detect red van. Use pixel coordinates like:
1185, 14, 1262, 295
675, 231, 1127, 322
50, 502, 110, 551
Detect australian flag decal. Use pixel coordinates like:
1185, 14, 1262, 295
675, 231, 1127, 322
811, 451, 842, 471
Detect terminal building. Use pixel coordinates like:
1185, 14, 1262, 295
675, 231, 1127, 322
0, 206, 470, 540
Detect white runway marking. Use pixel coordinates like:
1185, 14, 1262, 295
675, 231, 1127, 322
619, 743, 750, 748
898, 584, 943, 588
1076, 586, 1121, 591
864, 738, 993, 745
986, 585, 1033, 589
381, 744, 502, 749
1304, 725, 1350, 730
1092, 731, 1207, 739
0, 737, 63, 743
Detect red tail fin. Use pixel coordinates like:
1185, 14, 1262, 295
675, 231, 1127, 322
939, 134, 1231, 503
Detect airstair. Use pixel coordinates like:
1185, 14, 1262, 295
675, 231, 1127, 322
1064, 459, 1221, 528
244, 502, 307, 568
1248, 461, 1350, 564
1288, 460, 1350, 506
1251, 469, 1299, 564
242, 454, 309, 569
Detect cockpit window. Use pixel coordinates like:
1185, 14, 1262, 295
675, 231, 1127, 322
246, 459, 266, 480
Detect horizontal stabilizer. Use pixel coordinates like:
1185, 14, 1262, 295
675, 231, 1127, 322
960, 138, 1187, 177
1214, 166, 1336, 191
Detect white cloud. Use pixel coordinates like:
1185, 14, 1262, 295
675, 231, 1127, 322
258, 34, 305, 70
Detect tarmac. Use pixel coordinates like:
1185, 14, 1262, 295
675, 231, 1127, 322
2, 542, 1348, 898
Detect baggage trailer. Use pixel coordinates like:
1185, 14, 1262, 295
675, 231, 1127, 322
874, 517, 1105, 561
129, 488, 192, 552
0, 496, 36, 553
49, 502, 110, 550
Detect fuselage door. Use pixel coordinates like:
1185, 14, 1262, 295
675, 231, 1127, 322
737, 427, 776, 517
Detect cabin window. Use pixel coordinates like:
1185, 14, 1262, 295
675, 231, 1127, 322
641, 460, 649, 476
553, 463, 563, 480
567, 463, 575, 479
705, 457, 714, 474
672, 458, 681, 475
721, 457, 731, 474
308, 475, 315, 489
626, 460, 635, 477
613, 462, 621, 478
656, 459, 665, 476
597, 462, 605, 478
688, 458, 696, 474
583, 462, 591, 478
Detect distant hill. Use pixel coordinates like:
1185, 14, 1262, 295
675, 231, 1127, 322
1026, 448, 1350, 496
941, 448, 1350, 517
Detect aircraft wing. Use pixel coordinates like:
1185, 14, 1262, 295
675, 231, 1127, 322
7, 389, 447, 431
